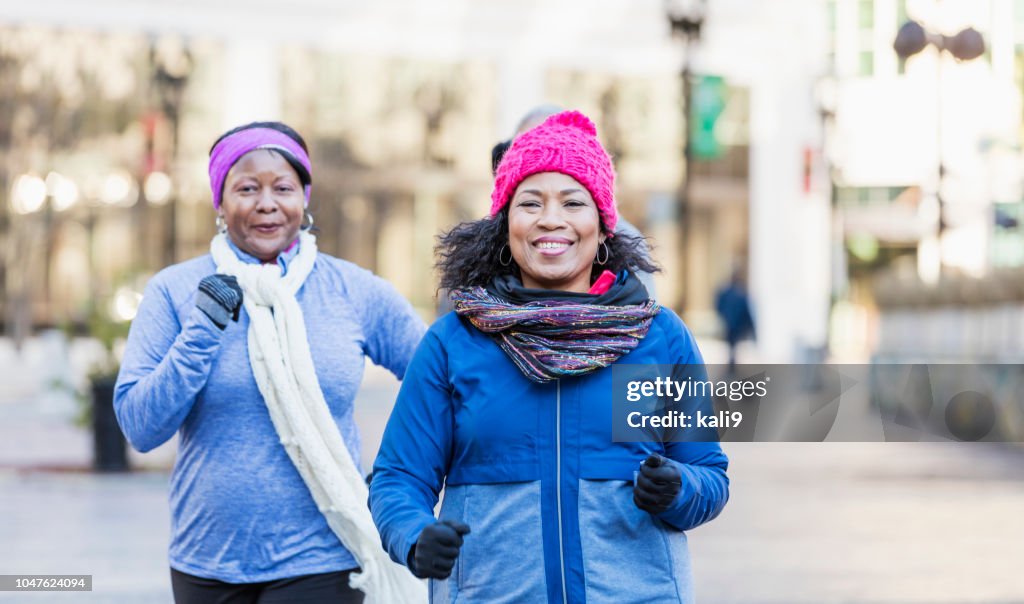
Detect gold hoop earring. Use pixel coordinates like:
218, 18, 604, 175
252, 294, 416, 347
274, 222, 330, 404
499, 243, 513, 266
301, 210, 314, 231
215, 214, 227, 234
595, 241, 610, 265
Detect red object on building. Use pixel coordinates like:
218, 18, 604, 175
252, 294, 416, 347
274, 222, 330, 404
803, 146, 814, 194
141, 112, 163, 175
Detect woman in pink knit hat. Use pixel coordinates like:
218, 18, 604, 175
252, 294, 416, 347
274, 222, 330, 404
370, 110, 729, 603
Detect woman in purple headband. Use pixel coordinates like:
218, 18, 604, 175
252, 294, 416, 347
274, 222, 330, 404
114, 122, 427, 603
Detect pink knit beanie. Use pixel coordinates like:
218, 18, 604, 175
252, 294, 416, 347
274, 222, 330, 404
491, 110, 618, 234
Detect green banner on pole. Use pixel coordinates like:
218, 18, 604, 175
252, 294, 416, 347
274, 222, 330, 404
691, 75, 727, 160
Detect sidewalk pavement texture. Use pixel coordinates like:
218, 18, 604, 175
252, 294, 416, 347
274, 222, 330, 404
2, 336, 1023, 602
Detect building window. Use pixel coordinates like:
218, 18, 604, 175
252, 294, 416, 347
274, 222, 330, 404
859, 0, 875, 29
992, 202, 1024, 267
859, 51, 875, 76
858, 0, 875, 76
1015, 45, 1024, 141
837, 186, 910, 207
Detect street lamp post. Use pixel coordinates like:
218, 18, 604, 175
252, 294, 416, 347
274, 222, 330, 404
893, 17, 984, 243
665, 0, 706, 316
151, 40, 193, 267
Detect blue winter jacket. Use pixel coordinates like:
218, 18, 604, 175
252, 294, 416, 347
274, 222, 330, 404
370, 307, 729, 603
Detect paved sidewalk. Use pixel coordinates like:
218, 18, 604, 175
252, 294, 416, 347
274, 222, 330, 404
690, 441, 1024, 603
0, 471, 171, 603
2, 336, 1023, 602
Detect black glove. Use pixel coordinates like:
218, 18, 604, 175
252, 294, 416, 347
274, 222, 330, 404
407, 520, 471, 580
633, 453, 682, 515
196, 274, 243, 330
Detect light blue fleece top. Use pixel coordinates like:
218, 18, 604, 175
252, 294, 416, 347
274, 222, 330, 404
114, 238, 426, 582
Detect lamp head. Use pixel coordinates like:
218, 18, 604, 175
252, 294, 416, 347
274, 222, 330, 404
664, 0, 706, 40
894, 20, 928, 59
948, 27, 985, 62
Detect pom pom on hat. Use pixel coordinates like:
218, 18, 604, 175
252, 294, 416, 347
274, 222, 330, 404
491, 110, 618, 234
549, 110, 598, 136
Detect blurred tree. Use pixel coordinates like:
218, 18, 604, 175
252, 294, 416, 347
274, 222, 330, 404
0, 27, 148, 344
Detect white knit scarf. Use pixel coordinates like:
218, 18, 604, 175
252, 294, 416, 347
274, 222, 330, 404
210, 231, 426, 603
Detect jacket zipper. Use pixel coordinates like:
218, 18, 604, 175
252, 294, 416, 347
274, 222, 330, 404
556, 379, 568, 604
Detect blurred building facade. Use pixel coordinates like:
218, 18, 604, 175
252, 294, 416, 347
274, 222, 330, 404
824, 0, 1024, 361
1, 0, 832, 362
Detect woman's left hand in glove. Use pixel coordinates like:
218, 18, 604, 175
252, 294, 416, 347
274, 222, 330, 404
633, 453, 682, 515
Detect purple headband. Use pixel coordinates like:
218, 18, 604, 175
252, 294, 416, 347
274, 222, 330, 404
208, 127, 312, 209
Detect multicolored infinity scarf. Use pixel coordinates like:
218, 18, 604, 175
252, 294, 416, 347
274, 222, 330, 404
450, 286, 660, 383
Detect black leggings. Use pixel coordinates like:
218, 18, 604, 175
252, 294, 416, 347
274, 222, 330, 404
170, 568, 365, 604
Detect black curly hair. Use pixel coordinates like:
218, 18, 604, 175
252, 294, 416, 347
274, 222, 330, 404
436, 206, 659, 291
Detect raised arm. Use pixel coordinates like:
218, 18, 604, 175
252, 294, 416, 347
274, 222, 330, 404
114, 273, 239, 452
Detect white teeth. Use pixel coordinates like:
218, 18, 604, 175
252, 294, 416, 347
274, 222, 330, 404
537, 242, 569, 249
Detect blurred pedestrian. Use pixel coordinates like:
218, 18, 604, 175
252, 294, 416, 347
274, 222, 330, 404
114, 121, 426, 604
371, 110, 729, 603
715, 268, 756, 373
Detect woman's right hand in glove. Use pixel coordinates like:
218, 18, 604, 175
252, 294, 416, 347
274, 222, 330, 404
196, 274, 243, 330
633, 453, 683, 515
408, 520, 471, 580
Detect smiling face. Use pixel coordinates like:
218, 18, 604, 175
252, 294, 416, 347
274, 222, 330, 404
507, 171, 605, 293
219, 149, 305, 261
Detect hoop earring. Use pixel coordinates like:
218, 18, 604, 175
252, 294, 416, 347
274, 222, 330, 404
215, 214, 227, 234
595, 241, 610, 265
498, 243, 513, 266
301, 209, 314, 231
